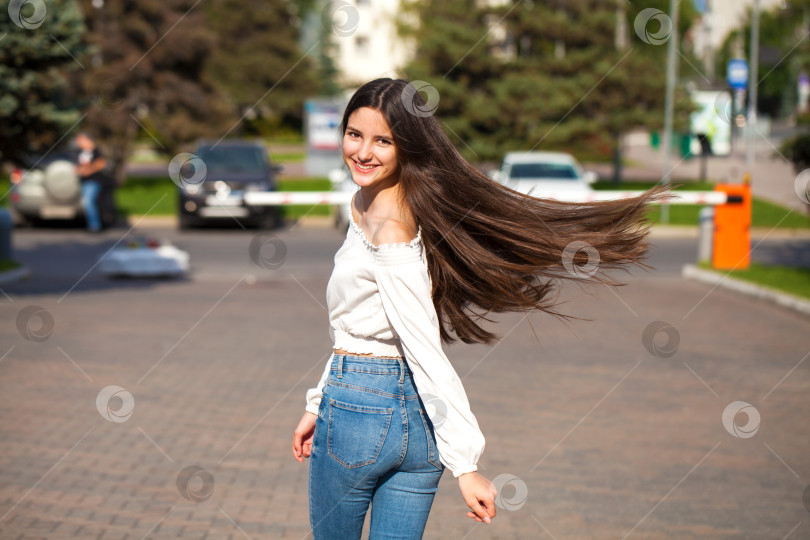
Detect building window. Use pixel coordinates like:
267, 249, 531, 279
355, 35, 370, 55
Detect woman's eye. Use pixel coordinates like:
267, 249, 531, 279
347, 131, 360, 139
378, 139, 391, 145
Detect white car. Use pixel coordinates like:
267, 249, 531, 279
490, 151, 597, 199
98, 237, 190, 278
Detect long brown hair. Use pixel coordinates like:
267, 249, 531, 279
341, 78, 670, 344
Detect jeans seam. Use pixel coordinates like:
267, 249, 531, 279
398, 397, 408, 466
331, 367, 404, 375
419, 408, 444, 471
327, 380, 414, 399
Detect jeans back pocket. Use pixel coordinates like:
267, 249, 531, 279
327, 399, 393, 469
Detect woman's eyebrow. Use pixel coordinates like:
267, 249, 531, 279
345, 124, 393, 139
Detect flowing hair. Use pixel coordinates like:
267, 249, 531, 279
341, 78, 671, 344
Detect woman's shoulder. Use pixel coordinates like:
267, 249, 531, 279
371, 218, 419, 247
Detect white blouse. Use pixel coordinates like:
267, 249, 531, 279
305, 217, 485, 477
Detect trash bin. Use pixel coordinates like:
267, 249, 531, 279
679, 133, 693, 158
0, 209, 13, 262
713, 184, 751, 270
650, 131, 660, 149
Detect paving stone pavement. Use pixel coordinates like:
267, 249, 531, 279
1, 230, 809, 540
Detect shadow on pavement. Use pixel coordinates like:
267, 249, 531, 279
752, 239, 810, 269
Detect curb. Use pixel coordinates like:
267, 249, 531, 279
0, 266, 31, 286
649, 226, 698, 238
127, 215, 336, 229
682, 264, 810, 317
127, 215, 177, 227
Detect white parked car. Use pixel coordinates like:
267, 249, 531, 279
490, 151, 598, 199
98, 237, 189, 278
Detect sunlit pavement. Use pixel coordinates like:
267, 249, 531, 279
1, 225, 808, 539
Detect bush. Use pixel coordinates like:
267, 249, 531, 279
779, 133, 810, 172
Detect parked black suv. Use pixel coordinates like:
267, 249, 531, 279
177, 140, 283, 229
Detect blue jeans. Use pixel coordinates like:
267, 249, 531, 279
309, 354, 444, 539
80, 180, 101, 231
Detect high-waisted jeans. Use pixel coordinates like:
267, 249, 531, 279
309, 354, 444, 539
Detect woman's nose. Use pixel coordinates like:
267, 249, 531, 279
356, 142, 373, 162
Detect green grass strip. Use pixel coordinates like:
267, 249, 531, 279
698, 261, 810, 300
0, 259, 21, 272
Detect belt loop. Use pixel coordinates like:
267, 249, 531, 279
398, 356, 405, 384
337, 354, 343, 379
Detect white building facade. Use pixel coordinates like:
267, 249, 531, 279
327, 0, 414, 88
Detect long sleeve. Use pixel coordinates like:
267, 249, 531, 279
373, 244, 485, 477
304, 351, 334, 415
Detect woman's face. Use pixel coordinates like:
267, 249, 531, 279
342, 107, 398, 189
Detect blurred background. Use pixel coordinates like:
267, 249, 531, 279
1, 0, 809, 232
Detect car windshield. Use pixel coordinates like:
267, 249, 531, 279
196, 146, 266, 175
510, 162, 579, 180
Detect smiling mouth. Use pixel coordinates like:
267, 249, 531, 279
353, 161, 378, 173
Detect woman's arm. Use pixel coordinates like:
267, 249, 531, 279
373, 242, 495, 520
293, 352, 333, 462
304, 352, 333, 415
374, 247, 485, 476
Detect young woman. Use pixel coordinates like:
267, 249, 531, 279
292, 78, 667, 539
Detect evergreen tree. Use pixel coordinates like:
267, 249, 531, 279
0, 0, 88, 164
203, 0, 320, 136
399, 0, 503, 158
401, 0, 697, 182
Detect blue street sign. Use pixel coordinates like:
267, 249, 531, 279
727, 59, 749, 90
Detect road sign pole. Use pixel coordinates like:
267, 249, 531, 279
745, 0, 760, 185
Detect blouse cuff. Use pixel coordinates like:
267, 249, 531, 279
305, 351, 334, 415
451, 464, 479, 478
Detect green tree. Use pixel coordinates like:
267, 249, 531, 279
0, 0, 88, 164
203, 0, 320, 137
401, 0, 697, 182
399, 0, 504, 158
75, 0, 232, 183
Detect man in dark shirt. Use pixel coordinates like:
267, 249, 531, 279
75, 132, 107, 232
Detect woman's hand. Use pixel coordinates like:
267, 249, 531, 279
458, 472, 497, 523
292, 412, 317, 463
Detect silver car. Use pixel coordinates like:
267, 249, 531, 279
9, 153, 116, 227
